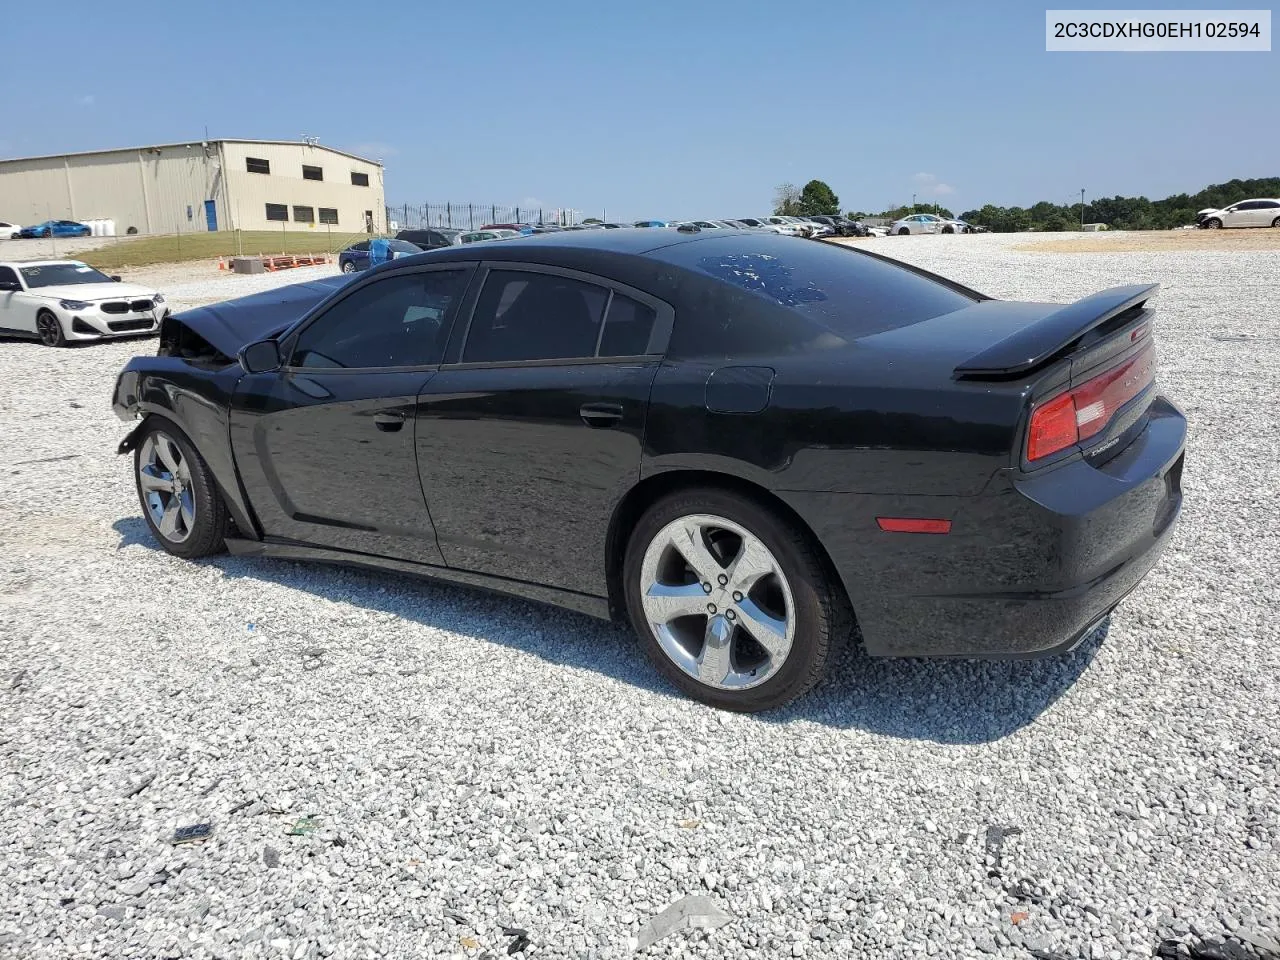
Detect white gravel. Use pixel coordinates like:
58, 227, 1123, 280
0, 235, 1277, 960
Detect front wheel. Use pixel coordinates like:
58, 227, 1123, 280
897, 227, 910, 236
623, 489, 848, 712
36, 311, 66, 347
341, 260, 357, 273
1203, 218, 1222, 229
134, 418, 229, 558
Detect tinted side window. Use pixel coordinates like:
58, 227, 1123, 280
0, 266, 19, 286
291, 271, 465, 369
350, 241, 370, 252
464, 271, 607, 363
600, 294, 657, 356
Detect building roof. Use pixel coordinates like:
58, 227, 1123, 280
0, 139, 382, 167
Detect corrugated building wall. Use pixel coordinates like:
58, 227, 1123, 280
0, 140, 384, 236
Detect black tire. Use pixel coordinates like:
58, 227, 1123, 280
1272, 217, 1280, 229
942, 226, 954, 234
133, 416, 229, 559
36, 310, 66, 347
622, 488, 849, 712
341, 260, 357, 274
897, 227, 910, 236
1203, 218, 1222, 229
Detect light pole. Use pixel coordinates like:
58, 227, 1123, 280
1080, 188, 1086, 230
912, 192, 917, 211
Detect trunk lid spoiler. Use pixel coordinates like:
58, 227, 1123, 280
953, 284, 1159, 378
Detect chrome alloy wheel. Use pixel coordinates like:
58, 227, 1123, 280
638, 513, 796, 690
138, 432, 196, 543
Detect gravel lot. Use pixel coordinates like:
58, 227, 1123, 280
1, 235, 1277, 960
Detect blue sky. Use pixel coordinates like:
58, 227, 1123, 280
3, 1, 1275, 219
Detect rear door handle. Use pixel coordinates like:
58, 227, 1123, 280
374, 412, 405, 432
579, 402, 624, 428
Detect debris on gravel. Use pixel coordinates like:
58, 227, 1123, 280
0, 234, 1277, 959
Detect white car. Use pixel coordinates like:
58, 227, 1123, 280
800, 217, 835, 238
762, 216, 807, 237
863, 225, 889, 237
733, 218, 788, 234
0, 221, 21, 240
1196, 198, 1280, 229
888, 214, 948, 235
0, 260, 168, 347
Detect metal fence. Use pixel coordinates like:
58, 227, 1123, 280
385, 202, 591, 232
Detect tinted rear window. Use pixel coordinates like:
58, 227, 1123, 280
653, 234, 976, 351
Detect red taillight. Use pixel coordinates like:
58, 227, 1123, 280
877, 517, 952, 534
1026, 342, 1156, 462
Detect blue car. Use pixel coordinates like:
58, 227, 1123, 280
338, 238, 424, 273
18, 219, 92, 239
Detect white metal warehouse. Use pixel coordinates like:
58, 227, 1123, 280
0, 139, 386, 236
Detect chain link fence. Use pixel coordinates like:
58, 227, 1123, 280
385, 203, 594, 232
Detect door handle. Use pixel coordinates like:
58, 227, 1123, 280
373, 412, 405, 432
580, 402, 624, 428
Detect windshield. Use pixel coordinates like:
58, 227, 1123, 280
20, 262, 113, 288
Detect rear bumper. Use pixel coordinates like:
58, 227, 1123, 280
784, 395, 1186, 658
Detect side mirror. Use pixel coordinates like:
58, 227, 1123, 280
0, 280, 19, 292
110, 275, 122, 282
239, 339, 282, 374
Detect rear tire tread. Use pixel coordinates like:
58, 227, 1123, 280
623, 487, 851, 712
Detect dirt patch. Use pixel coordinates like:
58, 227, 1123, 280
1015, 229, 1280, 254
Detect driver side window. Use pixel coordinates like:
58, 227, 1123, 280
290, 270, 466, 369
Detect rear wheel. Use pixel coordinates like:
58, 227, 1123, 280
1272, 216, 1280, 229
134, 418, 229, 559
36, 311, 66, 347
623, 489, 847, 712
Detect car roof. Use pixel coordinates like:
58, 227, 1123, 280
414, 226, 725, 259
3, 259, 90, 268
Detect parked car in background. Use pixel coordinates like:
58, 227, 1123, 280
634, 220, 678, 228
480, 223, 535, 234
940, 219, 976, 234
800, 217, 835, 238
889, 214, 947, 236
764, 217, 808, 237
807, 215, 861, 237
0, 259, 167, 346
461, 229, 521, 244
112, 230, 1185, 712
18, 219, 92, 239
0, 221, 21, 240
598, 223, 629, 229
1195, 199, 1280, 229
395, 228, 463, 250
339, 239, 424, 273
737, 217, 783, 235
681, 220, 729, 230
864, 225, 889, 237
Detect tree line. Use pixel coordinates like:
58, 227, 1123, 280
780, 177, 1280, 231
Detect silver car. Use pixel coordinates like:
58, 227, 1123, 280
888, 214, 947, 236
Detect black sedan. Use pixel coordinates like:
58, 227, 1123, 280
111, 228, 1186, 712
